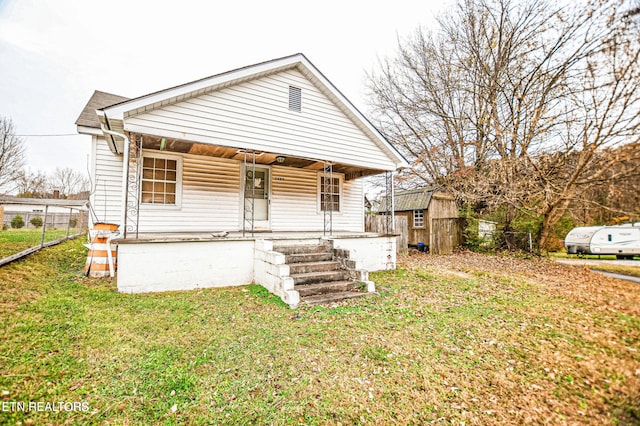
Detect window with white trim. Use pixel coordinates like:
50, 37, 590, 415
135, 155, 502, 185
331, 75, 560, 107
413, 210, 424, 227
141, 155, 179, 205
320, 176, 341, 212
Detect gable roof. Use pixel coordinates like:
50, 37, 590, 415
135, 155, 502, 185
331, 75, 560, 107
75, 90, 130, 129
379, 188, 439, 212
97, 53, 408, 170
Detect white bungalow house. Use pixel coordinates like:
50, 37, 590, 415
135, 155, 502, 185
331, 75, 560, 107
76, 53, 408, 307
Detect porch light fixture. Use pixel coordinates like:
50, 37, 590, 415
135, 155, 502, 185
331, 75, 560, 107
236, 149, 264, 157
276, 156, 286, 163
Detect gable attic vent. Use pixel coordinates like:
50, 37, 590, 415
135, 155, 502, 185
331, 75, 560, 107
289, 86, 302, 112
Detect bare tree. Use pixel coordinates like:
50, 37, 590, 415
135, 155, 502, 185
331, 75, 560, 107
368, 0, 640, 250
14, 169, 48, 198
48, 167, 90, 198
0, 117, 25, 191
568, 144, 640, 225
625, 0, 640, 20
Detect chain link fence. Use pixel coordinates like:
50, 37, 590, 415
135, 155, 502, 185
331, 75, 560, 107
0, 198, 89, 266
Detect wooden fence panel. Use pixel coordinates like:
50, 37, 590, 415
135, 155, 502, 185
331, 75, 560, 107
365, 215, 408, 254
431, 218, 465, 255
395, 216, 408, 254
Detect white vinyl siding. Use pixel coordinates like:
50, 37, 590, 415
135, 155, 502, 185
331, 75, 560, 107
91, 147, 364, 233
137, 152, 240, 233
270, 166, 363, 232
124, 69, 397, 171
91, 136, 123, 226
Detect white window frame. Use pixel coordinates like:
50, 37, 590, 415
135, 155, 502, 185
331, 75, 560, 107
413, 210, 424, 228
140, 150, 182, 209
317, 173, 343, 214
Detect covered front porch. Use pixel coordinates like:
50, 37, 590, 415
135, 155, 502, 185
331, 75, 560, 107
114, 131, 396, 239
101, 132, 400, 306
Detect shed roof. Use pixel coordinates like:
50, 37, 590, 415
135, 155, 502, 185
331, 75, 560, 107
395, 188, 436, 211
379, 188, 439, 212
75, 90, 129, 129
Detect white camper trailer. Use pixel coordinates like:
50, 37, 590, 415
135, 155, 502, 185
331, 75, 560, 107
564, 224, 640, 259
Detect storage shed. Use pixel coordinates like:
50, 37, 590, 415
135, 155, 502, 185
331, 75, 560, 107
384, 188, 460, 252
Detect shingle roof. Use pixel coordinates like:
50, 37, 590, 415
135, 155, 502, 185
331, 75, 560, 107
75, 90, 129, 129
379, 188, 437, 212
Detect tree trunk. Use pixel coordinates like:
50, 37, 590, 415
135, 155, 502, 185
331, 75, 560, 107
538, 200, 571, 252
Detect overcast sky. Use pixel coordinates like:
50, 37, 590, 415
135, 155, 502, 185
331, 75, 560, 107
0, 0, 448, 179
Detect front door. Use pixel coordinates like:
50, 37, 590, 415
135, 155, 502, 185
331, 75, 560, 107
244, 166, 270, 230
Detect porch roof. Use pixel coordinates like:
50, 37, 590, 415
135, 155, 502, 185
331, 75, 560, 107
138, 133, 388, 180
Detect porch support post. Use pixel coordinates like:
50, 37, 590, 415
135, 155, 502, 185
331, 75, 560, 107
243, 150, 256, 237
384, 171, 395, 234
391, 171, 395, 233
124, 134, 142, 239
120, 136, 131, 237
323, 161, 333, 236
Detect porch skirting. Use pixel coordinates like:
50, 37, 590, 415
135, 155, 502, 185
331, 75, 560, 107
114, 234, 396, 306
117, 239, 255, 293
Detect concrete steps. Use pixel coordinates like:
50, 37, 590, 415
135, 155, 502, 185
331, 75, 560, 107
289, 260, 341, 274
295, 280, 357, 297
273, 241, 372, 306
275, 244, 331, 255
290, 270, 351, 285
285, 252, 333, 264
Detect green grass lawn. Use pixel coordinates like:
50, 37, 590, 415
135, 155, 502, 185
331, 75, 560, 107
0, 240, 638, 425
0, 228, 82, 259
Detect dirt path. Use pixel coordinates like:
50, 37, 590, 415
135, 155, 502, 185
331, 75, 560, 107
591, 270, 640, 284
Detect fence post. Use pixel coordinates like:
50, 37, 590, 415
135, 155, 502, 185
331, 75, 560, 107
528, 232, 533, 252
66, 208, 72, 238
40, 205, 48, 248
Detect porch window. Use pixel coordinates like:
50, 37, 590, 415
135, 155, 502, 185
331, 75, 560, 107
320, 176, 341, 212
141, 154, 180, 205
413, 210, 424, 227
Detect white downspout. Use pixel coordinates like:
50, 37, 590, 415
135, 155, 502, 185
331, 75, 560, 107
99, 119, 131, 237
105, 231, 120, 278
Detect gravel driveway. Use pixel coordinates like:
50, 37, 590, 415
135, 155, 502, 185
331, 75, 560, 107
555, 258, 639, 267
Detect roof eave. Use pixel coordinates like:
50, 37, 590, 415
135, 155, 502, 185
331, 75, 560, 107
100, 54, 306, 120
294, 55, 409, 170
77, 125, 103, 136
96, 110, 122, 154
98, 53, 407, 169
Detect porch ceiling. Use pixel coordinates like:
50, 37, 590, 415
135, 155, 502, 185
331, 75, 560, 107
139, 134, 387, 180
